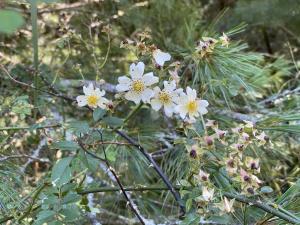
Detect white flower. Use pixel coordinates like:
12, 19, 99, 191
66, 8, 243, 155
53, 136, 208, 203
150, 80, 182, 117
153, 49, 171, 67
202, 186, 214, 202
76, 83, 109, 109
197, 169, 210, 182
217, 197, 235, 213
220, 33, 229, 47
175, 87, 209, 121
116, 62, 159, 104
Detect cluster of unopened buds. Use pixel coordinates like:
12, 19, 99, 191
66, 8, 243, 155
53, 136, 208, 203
76, 42, 210, 122
187, 120, 269, 211
195, 33, 229, 58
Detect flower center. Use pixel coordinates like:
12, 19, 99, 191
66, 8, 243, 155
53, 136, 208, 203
159, 91, 171, 104
132, 80, 145, 93
187, 100, 198, 113
87, 95, 99, 107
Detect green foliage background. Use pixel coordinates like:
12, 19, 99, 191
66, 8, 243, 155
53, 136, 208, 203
0, 0, 299, 224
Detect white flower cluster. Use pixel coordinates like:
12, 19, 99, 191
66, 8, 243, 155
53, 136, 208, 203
116, 61, 209, 121
76, 53, 209, 122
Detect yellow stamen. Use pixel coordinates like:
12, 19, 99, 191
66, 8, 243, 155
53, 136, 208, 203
87, 95, 99, 107
132, 80, 145, 93
159, 91, 171, 104
187, 100, 198, 113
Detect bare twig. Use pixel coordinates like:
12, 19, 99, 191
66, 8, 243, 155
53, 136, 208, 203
115, 130, 186, 217
0, 124, 61, 131
258, 86, 300, 106
0, 154, 50, 163
78, 136, 146, 225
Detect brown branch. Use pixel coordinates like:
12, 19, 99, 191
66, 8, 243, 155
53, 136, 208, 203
78, 137, 146, 225
0, 154, 50, 163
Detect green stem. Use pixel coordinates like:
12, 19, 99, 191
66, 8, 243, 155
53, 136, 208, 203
123, 102, 143, 124
30, 0, 39, 118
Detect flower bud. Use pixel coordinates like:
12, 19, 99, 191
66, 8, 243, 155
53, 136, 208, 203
204, 136, 214, 146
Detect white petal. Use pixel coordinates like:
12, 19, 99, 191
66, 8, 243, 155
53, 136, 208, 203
118, 76, 132, 84
197, 100, 209, 115
116, 83, 130, 92
83, 83, 94, 95
176, 94, 188, 105
76, 95, 87, 107
141, 88, 154, 103
95, 88, 105, 97
97, 97, 109, 109
163, 80, 176, 92
164, 104, 175, 117
198, 107, 208, 115
125, 91, 142, 104
186, 87, 197, 100
175, 105, 187, 119
142, 72, 158, 86
150, 98, 162, 111
130, 62, 145, 80
199, 99, 209, 107
153, 50, 171, 66
153, 86, 161, 97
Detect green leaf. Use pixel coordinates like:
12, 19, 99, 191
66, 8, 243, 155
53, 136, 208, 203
93, 108, 107, 121
51, 157, 73, 187
67, 121, 89, 136
62, 192, 81, 204
34, 210, 56, 224
0, 10, 24, 34
103, 116, 123, 127
51, 141, 79, 151
60, 206, 81, 221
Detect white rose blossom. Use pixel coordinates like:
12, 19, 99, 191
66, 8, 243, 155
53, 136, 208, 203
150, 80, 183, 117
116, 62, 158, 104
153, 49, 171, 67
175, 87, 209, 121
76, 83, 109, 109
202, 186, 214, 202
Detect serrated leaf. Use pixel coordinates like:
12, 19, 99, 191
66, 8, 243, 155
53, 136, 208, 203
93, 108, 106, 121
51, 157, 73, 187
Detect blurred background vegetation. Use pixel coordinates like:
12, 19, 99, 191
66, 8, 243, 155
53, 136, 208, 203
0, 0, 299, 224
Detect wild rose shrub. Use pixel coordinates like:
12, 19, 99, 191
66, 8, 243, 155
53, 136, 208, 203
1, 1, 300, 225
